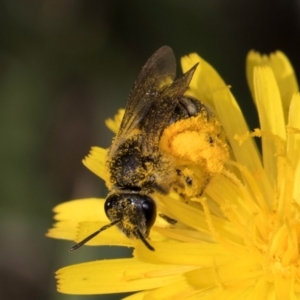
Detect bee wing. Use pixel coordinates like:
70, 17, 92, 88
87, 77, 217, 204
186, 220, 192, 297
117, 46, 176, 138
140, 63, 198, 155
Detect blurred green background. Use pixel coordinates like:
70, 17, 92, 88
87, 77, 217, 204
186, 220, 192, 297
0, 1, 299, 299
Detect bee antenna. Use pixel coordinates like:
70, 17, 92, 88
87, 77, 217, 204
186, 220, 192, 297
69, 219, 121, 252
136, 230, 155, 251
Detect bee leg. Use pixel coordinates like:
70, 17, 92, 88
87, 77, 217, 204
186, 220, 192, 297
173, 185, 191, 204
159, 213, 177, 225
196, 175, 212, 197
181, 193, 190, 204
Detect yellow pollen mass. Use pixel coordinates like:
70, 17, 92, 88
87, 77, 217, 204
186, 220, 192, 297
160, 113, 229, 175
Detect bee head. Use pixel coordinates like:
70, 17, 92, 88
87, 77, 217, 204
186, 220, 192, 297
70, 192, 156, 252
104, 193, 156, 251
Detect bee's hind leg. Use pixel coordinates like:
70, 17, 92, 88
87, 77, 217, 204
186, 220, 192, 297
196, 175, 212, 197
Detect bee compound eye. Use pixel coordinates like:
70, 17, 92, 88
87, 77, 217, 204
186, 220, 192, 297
104, 194, 119, 215
141, 196, 157, 229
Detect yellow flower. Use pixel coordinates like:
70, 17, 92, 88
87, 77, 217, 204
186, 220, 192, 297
47, 50, 300, 299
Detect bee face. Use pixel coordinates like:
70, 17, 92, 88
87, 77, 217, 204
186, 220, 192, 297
70, 46, 229, 252
104, 193, 156, 250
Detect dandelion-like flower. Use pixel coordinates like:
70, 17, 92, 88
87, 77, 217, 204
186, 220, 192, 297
47, 49, 300, 299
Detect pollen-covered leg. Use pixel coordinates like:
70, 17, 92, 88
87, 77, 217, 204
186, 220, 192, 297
160, 110, 229, 198
173, 165, 212, 199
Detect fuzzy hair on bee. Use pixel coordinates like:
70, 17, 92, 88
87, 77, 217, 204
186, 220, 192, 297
70, 46, 229, 252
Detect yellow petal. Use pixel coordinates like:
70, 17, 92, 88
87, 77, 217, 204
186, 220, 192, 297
252, 277, 274, 299
184, 266, 216, 290
293, 160, 300, 205
105, 109, 125, 134
272, 263, 296, 299
184, 286, 255, 300
141, 279, 199, 300
181, 53, 218, 109
53, 198, 106, 221
82, 147, 107, 181
46, 221, 77, 241
153, 227, 213, 244
247, 51, 298, 121
254, 66, 286, 139
56, 258, 195, 294
287, 93, 300, 168
46, 199, 106, 241
185, 257, 262, 290
206, 172, 269, 245
159, 193, 243, 245
253, 66, 286, 183
134, 241, 233, 266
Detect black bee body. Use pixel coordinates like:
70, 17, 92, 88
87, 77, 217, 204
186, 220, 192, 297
70, 46, 220, 252
107, 96, 205, 196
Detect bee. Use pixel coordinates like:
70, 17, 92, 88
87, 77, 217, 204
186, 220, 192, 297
70, 46, 228, 252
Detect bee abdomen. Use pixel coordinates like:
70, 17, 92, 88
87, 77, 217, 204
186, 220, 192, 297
170, 96, 210, 124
